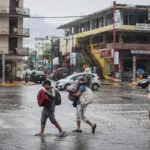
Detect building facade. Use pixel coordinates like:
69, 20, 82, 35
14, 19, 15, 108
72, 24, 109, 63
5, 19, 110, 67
58, 4, 150, 79
0, 0, 30, 79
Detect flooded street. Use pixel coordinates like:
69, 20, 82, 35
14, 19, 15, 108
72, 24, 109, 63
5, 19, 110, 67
0, 83, 150, 150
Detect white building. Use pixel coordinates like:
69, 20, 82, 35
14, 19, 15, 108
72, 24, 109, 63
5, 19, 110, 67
0, 0, 30, 79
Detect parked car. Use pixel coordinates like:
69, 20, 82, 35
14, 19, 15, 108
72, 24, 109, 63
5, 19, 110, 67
32, 71, 46, 83
53, 68, 70, 81
137, 76, 150, 89
55, 73, 101, 91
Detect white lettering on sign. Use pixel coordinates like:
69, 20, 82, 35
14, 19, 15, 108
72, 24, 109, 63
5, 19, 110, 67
131, 50, 150, 54
136, 23, 150, 31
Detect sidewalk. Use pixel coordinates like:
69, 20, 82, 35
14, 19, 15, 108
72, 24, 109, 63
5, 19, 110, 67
0, 81, 36, 87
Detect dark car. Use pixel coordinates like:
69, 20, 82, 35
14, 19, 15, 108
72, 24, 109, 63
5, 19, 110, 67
138, 77, 150, 89
32, 71, 46, 83
53, 68, 70, 81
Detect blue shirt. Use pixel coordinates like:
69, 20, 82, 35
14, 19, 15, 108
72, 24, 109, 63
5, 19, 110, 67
77, 85, 86, 105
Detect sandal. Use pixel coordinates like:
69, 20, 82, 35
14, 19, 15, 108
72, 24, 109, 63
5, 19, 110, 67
92, 124, 97, 134
73, 129, 82, 133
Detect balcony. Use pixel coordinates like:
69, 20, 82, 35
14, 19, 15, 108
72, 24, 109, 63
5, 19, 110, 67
9, 48, 29, 56
10, 28, 30, 37
0, 27, 30, 37
0, 27, 9, 35
0, 6, 30, 17
0, 47, 29, 56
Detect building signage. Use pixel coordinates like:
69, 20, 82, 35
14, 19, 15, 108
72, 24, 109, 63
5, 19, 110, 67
93, 43, 107, 49
70, 52, 76, 58
114, 52, 119, 65
136, 23, 150, 31
100, 50, 112, 58
114, 10, 121, 29
131, 50, 150, 54
148, 5, 150, 20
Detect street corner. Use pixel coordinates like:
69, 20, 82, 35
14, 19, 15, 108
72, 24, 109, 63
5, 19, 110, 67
0, 83, 21, 87
23, 82, 37, 86
112, 83, 120, 87
128, 82, 137, 87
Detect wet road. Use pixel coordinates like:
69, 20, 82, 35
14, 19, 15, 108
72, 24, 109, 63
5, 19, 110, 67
0, 83, 150, 150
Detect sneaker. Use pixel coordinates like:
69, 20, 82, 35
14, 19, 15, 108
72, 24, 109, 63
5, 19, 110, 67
92, 124, 97, 134
34, 133, 44, 136
57, 131, 66, 137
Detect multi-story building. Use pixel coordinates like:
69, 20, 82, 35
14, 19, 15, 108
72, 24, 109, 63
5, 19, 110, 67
0, 0, 30, 79
58, 3, 150, 79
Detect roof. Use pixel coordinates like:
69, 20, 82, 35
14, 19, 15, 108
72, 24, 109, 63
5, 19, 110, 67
57, 4, 148, 29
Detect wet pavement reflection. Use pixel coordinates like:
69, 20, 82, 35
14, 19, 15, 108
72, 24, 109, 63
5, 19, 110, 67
0, 82, 150, 150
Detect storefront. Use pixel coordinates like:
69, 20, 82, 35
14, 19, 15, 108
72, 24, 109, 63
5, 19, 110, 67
119, 50, 150, 79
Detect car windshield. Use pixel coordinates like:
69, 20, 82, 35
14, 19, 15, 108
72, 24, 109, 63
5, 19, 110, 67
66, 73, 82, 79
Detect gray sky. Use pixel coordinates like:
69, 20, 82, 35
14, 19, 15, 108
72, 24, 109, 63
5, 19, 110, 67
24, 0, 149, 25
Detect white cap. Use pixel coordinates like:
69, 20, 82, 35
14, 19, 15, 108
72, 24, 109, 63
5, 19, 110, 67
84, 68, 91, 74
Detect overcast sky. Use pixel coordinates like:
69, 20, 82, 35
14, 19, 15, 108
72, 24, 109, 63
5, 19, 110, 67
24, 0, 149, 25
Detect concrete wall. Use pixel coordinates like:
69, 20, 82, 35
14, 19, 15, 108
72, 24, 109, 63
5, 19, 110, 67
18, 37, 23, 48
0, 16, 9, 28
19, 0, 24, 7
60, 35, 76, 55
18, 18, 23, 28
0, 0, 9, 6
0, 37, 9, 54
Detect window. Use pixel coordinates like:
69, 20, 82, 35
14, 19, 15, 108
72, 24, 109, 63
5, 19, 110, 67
99, 17, 104, 27
129, 13, 136, 25
105, 14, 113, 26
123, 13, 129, 25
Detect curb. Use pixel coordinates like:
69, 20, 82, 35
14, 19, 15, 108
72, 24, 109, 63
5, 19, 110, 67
0, 84, 21, 87
23, 83, 37, 86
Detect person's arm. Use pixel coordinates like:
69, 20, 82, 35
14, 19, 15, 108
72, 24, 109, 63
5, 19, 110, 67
149, 110, 150, 120
71, 92, 82, 97
71, 85, 85, 97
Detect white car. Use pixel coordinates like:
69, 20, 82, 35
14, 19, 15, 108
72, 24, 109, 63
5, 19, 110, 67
55, 73, 101, 91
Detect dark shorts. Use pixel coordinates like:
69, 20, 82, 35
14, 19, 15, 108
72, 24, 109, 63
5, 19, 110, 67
41, 108, 57, 126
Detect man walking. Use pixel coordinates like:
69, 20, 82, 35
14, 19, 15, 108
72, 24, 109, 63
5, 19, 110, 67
71, 77, 97, 133
35, 80, 66, 137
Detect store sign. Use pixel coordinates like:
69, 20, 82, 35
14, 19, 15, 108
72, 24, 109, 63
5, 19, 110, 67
136, 23, 150, 31
131, 50, 150, 54
148, 5, 150, 20
93, 43, 107, 49
70, 58, 76, 65
114, 10, 121, 29
100, 50, 112, 58
70, 52, 76, 58
114, 52, 119, 65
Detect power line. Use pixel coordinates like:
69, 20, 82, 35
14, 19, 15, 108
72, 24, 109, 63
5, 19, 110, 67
29, 15, 86, 19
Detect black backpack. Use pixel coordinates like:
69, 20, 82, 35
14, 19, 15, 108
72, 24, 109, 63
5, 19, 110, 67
54, 89, 61, 105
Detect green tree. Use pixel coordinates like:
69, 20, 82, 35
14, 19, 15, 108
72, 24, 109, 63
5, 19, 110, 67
80, 56, 90, 66
39, 44, 52, 62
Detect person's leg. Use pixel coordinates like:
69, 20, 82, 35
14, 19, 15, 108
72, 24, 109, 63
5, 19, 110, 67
40, 112, 48, 134
35, 111, 47, 136
74, 105, 82, 132
49, 111, 64, 133
81, 105, 97, 134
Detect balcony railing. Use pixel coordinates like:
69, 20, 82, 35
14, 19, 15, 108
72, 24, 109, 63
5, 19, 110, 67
10, 28, 30, 37
9, 48, 29, 56
0, 27, 9, 35
0, 27, 30, 37
0, 47, 29, 56
0, 6, 30, 17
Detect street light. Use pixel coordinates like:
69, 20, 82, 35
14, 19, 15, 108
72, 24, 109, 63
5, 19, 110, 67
0, 51, 5, 84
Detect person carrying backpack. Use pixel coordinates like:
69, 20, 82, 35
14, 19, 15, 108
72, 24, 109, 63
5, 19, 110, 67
71, 77, 97, 133
35, 80, 66, 137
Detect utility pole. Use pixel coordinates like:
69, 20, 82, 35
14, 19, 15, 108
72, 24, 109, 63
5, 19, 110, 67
113, 1, 116, 78
0, 51, 5, 84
